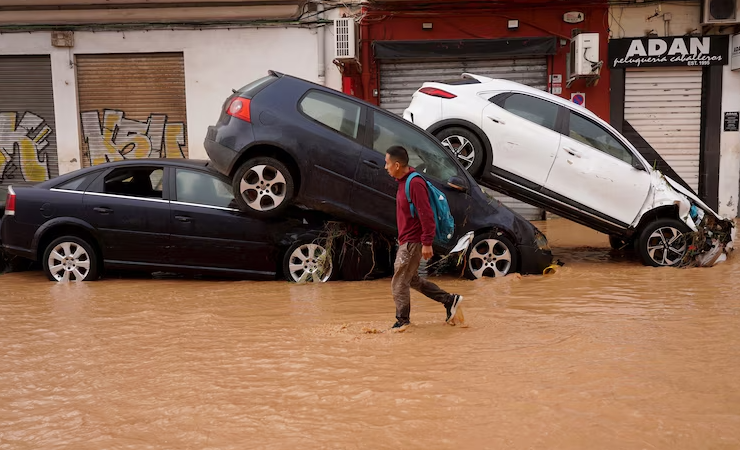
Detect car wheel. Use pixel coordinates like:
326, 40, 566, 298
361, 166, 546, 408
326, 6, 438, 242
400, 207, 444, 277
464, 232, 518, 280
43, 235, 100, 282
435, 127, 485, 176
637, 218, 691, 267
233, 157, 295, 217
283, 237, 336, 283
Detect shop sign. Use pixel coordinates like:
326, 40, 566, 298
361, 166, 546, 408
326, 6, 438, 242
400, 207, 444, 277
609, 35, 730, 68
563, 12, 584, 24
725, 112, 739, 132
732, 33, 740, 71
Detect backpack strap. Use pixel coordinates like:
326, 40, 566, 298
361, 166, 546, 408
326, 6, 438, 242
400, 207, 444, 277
405, 172, 422, 218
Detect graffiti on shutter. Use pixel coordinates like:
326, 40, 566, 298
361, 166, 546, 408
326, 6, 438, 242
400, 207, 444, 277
0, 111, 54, 183
81, 109, 186, 166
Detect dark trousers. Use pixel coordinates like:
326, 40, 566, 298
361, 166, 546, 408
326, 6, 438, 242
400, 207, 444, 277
391, 242, 453, 322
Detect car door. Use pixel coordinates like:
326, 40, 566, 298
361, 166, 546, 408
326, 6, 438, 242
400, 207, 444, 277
83, 164, 170, 266
169, 167, 276, 275
480, 92, 562, 187
351, 109, 471, 236
543, 110, 652, 226
295, 89, 367, 214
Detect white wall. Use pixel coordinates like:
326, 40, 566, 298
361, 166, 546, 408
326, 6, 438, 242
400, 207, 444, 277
0, 25, 344, 175
719, 60, 740, 218
609, 2, 702, 38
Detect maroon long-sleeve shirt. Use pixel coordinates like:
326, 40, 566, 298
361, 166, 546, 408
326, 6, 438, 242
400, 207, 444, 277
396, 168, 435, 247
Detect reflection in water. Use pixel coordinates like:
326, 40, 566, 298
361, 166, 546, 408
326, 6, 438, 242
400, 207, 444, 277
1, 219, 739, 449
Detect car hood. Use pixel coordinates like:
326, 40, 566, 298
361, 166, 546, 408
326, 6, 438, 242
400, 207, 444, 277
664, 176, 722, 220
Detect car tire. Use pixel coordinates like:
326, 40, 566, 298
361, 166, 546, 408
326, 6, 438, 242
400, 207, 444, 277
636, 218, 691, 267
42, 235, 100, 282
435, 127, 485, 176
464, 232, 518, 280
233, 157, 295, 218
283, 235, 337, 283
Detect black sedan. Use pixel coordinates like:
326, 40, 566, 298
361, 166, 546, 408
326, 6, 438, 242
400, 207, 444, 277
204, 70, 553, 278
0, 159, 392, 282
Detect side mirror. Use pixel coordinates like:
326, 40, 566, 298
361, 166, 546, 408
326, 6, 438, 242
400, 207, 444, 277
447, 176, 468, 193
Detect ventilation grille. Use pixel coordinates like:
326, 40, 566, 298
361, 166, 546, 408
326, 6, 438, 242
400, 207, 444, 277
334, 18, 357, 59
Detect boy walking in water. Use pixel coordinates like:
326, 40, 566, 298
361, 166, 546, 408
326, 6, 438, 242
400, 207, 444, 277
384, 145, 463, 331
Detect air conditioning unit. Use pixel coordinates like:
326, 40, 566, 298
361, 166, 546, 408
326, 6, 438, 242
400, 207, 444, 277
569, 32, 600, 77
334, 17, 358, 60
703, 0, 739, 24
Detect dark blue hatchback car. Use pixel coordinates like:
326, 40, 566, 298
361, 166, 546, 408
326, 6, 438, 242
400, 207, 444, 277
204, 70, 553, 278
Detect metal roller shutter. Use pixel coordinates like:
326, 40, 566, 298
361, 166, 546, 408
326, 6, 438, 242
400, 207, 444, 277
624, 67, 702, 192
379, 58, 548, 220
76, 53, 189, 167
0, 55, 58, 188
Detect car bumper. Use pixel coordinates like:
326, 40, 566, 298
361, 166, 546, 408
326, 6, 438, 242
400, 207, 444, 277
0, 215, 35, 260
204, 130, 239, 176
518, 244, 553, 275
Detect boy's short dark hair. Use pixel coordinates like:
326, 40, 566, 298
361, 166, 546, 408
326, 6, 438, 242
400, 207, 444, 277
386, 146, 409, 166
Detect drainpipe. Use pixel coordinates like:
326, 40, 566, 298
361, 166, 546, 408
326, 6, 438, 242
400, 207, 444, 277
316, 1, 326, 85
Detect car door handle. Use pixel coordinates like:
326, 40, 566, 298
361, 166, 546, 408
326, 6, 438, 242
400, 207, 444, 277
363, 159, 380, 168
175, 215, 192, 223
93, 207, 113, 214
488, 116, 505, 125
564, 148, 581, 158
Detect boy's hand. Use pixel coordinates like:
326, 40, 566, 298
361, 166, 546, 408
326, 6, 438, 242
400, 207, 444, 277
422, 245, 433, 260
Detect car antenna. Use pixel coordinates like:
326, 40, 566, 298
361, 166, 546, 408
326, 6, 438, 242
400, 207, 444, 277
232, 88, 237, 94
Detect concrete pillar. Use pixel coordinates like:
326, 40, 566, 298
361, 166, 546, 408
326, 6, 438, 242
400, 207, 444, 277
718, 36, 740, 219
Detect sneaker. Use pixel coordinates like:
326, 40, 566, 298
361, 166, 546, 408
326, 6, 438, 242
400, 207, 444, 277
390, 320, 410, 332
445, 295, 464, 323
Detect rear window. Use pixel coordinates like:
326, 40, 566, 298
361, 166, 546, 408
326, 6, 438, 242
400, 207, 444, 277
237, 75, 278, 98
443, 79, 481, 85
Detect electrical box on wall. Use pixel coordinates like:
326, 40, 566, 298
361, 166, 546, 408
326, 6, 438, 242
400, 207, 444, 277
334, 18, 359, 60
569, 33, 600, 76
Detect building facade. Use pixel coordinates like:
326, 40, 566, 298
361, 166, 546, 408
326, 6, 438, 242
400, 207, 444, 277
0, 0, 342, 190
608, 0, 740, 217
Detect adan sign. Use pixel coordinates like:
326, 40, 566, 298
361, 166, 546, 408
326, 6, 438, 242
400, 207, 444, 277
609, 35, 729, 69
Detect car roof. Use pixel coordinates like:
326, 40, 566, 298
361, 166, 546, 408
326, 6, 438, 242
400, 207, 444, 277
279, 71, 410, 117
33, 158, 217, 189
441, 74, 604, 122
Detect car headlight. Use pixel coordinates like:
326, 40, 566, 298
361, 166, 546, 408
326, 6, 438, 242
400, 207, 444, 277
535, 231, 551, 252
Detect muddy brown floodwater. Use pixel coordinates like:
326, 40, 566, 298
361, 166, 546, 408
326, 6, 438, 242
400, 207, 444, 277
1, 218, 739, 449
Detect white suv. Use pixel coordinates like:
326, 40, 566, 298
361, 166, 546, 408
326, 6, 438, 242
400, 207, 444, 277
403, 73, 734, 267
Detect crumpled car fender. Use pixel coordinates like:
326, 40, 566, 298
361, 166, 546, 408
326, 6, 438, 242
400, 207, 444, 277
634, 172, 696, 231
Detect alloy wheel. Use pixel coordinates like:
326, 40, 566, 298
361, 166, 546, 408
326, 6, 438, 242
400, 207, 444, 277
441, 135, 476, 170
468, 238, 512, 278
646, 226, 687, 266
287, 243, 333, 282
47, 241, 92, 282
239, 164, 287, 211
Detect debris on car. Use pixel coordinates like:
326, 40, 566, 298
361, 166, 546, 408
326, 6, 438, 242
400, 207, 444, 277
656, 176, 736, 268
679, 205, 735, 268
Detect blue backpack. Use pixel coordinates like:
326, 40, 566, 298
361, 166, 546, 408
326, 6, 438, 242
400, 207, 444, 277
405, 172, 455, 245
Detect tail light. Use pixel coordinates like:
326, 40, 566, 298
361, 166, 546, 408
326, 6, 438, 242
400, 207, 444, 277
419, 87, 457, 99
227, 97, 252, 122
5, 186, 15, 216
